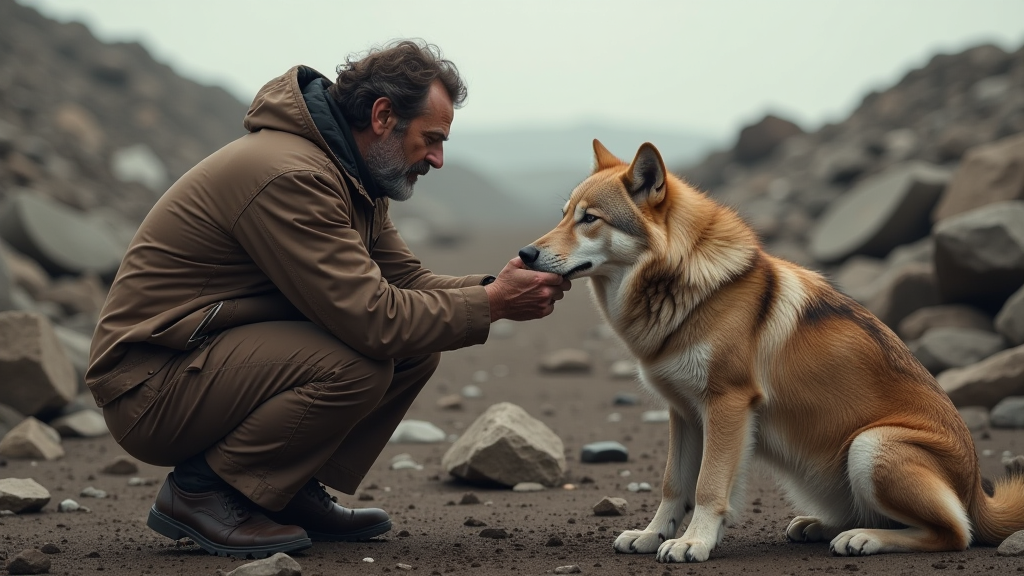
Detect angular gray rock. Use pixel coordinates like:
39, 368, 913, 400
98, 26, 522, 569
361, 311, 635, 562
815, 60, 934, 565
907, 327, 1006, 374
733, 114, 803, 164
933, 201, 1024, 311
939, 345, 1024, 408
997, 530, 1024, 557
865, 262, 940, 329
898, 305, 994, 341
0, 240, 50, 299
0, 402, 26, 438
0, 417, 64, 460
810, 161, 949, 263
539, 349, 592, 373
5, 549, 51, 575
957, 406, 991, 433
49, 410, 107, 438
442, 402, 566, 487
215, 552, 302, 576
833, 255, 886, 303
593, 496, 628, 516
100, 455, 139, 475
0, 477, 51, 513
933, 132, 1024, 223
0, 311, 77, 415
991, 397, 1024, 429
996, 285, 1024, 346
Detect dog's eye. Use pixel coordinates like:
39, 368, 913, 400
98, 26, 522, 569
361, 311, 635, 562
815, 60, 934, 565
580, 214, 598, 224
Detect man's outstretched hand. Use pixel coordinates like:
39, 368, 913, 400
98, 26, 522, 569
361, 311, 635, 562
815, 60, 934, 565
484, 257, 572, 322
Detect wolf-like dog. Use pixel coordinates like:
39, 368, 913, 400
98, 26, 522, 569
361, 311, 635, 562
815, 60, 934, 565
518, 140, 1024, 563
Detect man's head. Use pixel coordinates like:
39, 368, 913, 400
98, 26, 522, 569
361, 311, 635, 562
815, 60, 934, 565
331, 40, 466, 201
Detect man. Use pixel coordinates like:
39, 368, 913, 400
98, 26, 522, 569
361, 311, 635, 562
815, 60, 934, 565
86, 40, 570, 559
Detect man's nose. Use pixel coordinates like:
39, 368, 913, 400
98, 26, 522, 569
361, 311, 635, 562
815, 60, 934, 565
425, 146, 443, 169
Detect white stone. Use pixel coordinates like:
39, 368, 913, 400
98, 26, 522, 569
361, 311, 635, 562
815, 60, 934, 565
442, 402, 566, 487
641, 410, 670, 423
606, 412, 621, 423
57, 498, 88, 512
0, 477, 50, 513
79, 486, 107, 498
389, 420, 446, 443
610, 360, 637, 379
111, 143, 168, 192
50, 410, 108, 438
511, 482, 545, 492
215, 552, 302, 576
460, 385, 483, 399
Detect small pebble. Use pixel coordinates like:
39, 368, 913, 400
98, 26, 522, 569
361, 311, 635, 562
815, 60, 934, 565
461, 385, 483, 399
436, 394, 463, 410
581, 441, 628, 463
983, 449, 994, 457
127, 477, 158, 486
79, 486, 107, 498
363, 557, 374, 563
610, 360, 638, 380
396, 563, 413, 571
100, 456, 139, 475
57, 499, 89, 513
40, 542, 61, 554
546, 536, 564, 547
512, 482, 545, 492
464, 517, 487, 527
606, 412, 622, 423
358, 492, 374, 501
397, 530, 411, 537
562, 484, 576, 490
459, 492, 481, 505
472, 370, 489, 383
554, 565, 582, 574
612, 392, 639, 405
619, 469, 632, 477
641, 410, 670, 423
479, 528, 509, 539
593, 496, 628, 516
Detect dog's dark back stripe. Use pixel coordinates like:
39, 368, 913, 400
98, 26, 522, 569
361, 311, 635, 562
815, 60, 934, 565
754, 253, 776, 332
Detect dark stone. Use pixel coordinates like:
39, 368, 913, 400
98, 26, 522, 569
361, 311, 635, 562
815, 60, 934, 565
581, 441, 628, 463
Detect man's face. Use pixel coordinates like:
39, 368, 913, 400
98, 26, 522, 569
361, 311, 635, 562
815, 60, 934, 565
365, 81, 453, 201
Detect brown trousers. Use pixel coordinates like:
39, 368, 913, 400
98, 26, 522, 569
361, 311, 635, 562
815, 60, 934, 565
102, 321, 439, 511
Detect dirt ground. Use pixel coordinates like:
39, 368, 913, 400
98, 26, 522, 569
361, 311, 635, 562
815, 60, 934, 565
3, 228, 1024, 576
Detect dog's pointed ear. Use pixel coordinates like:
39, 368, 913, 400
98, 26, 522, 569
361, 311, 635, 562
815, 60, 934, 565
593, 139, 624, 171
625, 142, 667, 207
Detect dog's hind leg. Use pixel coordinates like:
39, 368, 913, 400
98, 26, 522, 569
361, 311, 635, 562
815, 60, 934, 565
615, 407, 702, 554
830, 427, 972, 556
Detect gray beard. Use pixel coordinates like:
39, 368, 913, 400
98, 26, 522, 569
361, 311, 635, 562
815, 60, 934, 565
364, 129, 430, 202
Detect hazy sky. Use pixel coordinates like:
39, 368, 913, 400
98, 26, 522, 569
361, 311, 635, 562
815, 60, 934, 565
18, 0, 1024, 139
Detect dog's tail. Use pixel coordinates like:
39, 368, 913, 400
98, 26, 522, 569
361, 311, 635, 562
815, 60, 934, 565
970, 456, 1024, 545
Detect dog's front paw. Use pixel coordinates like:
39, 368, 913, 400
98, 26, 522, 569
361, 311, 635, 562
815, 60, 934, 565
656, 537, 713, 563
786, 516, 829, 542
830, 529, 883, 556
614, 529, 665, 554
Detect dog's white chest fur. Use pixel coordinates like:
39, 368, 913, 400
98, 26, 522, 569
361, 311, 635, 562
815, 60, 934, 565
638, 342, 713, 407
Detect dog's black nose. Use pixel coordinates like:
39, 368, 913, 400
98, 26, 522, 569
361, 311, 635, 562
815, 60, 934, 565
519, 245, 540, 264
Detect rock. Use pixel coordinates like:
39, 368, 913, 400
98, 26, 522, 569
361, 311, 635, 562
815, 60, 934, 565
641, 410, 670, 423
49, 410, 107, 438
463, 517, 486, 527
79, 486, 107, 498
612, 392, 639, 406
809, 162, 949, 263
110, 143, 168, 193
898, 305, 994, 341
52, 325, 92, 385
442, 402, 566, 487
593, 496, 628, 516
957, 406, 991, 433
100, 455, 139, 475
814, 142, 870, 184
545, 536, 564, 546
396, 563, 413, 571
539, 349, 592, 373
436, 393, 463, 410
606, 412, 621, 423
0, 240, 50, 299
459, 492, 480, 505
933, 132, 1024, 223
389, 420, 446, 443
627, 482, 653, 493
512, 482, 545, 492
57, 498, 88, 512
0, 311, 77, 416
997, 530, 1024, 557
907, 327, 1006, 374
833, 256, 886, 303
553, 565, 582, 574
460, 385, 482, 399
0, 402, 26, 438
996, 285, 1024, 346
214, 552, 302, 576
581, 441, 629, 463
0, 192, 124, 277
54, 103, 105, 155
37, 274, 106, 318
478, 528, 509, 539
733, 114, 803, 164
865, 262, 940, 329
127, 477, 159, 486
38, 543, 60, 554
609, 360, 637, 380
991, 397, 1024, 429
0, 417, 63, 460
939, 345, 1024, 409
933, 201, 1024, 312
0, 477, 51, 513
390, 460, 423, 471
0, 242, 13, 313
5, 549, 50, 575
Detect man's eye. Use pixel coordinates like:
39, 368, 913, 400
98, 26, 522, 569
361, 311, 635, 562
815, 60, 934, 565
581, 214, 598, 224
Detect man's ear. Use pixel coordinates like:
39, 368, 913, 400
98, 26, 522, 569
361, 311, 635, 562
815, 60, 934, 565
625, 142, 667, 207
370, 97, 394, 136
593, 139, 625, 172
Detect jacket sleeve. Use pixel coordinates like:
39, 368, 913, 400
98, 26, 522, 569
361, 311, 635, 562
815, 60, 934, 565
230, 169, 491, 359
371, 212, 493, 290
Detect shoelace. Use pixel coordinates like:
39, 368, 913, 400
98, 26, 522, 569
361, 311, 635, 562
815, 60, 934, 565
305, 480, 338, 510
220, 490, 252, 521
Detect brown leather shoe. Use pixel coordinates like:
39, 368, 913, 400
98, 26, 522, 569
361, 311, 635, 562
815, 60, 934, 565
147, 474, 311, 558
266, 479, 391, 541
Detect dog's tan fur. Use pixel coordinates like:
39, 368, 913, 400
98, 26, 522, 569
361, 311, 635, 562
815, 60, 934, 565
521, 140, 1024, 563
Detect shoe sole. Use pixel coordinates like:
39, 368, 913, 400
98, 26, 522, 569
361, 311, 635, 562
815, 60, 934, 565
307, 519, 392, 542
147, 506, 312, 559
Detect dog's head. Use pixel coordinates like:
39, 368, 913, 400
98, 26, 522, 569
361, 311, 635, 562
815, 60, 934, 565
519, 139, 670, 280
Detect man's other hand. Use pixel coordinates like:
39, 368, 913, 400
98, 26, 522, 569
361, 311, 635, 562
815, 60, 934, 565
484, 257, 572, 321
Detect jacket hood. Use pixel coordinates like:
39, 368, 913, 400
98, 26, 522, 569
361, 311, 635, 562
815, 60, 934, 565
244, 65, 381, 201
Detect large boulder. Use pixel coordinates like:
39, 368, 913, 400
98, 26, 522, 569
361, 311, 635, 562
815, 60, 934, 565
442, 402, 566, 487
733, 115, 803, 165
0, 311, 77, 415
996, 285, 1024, 346
933, 132, 1024, 222
898, 305, 993, 342
865, 262, 940, 329
933, 201, 1024, 312
809, 162, 949, 263
0, 192, 124, 277
0, 240, 50, 298
907, 327, 1006, 374
938, 345, 1024, 409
